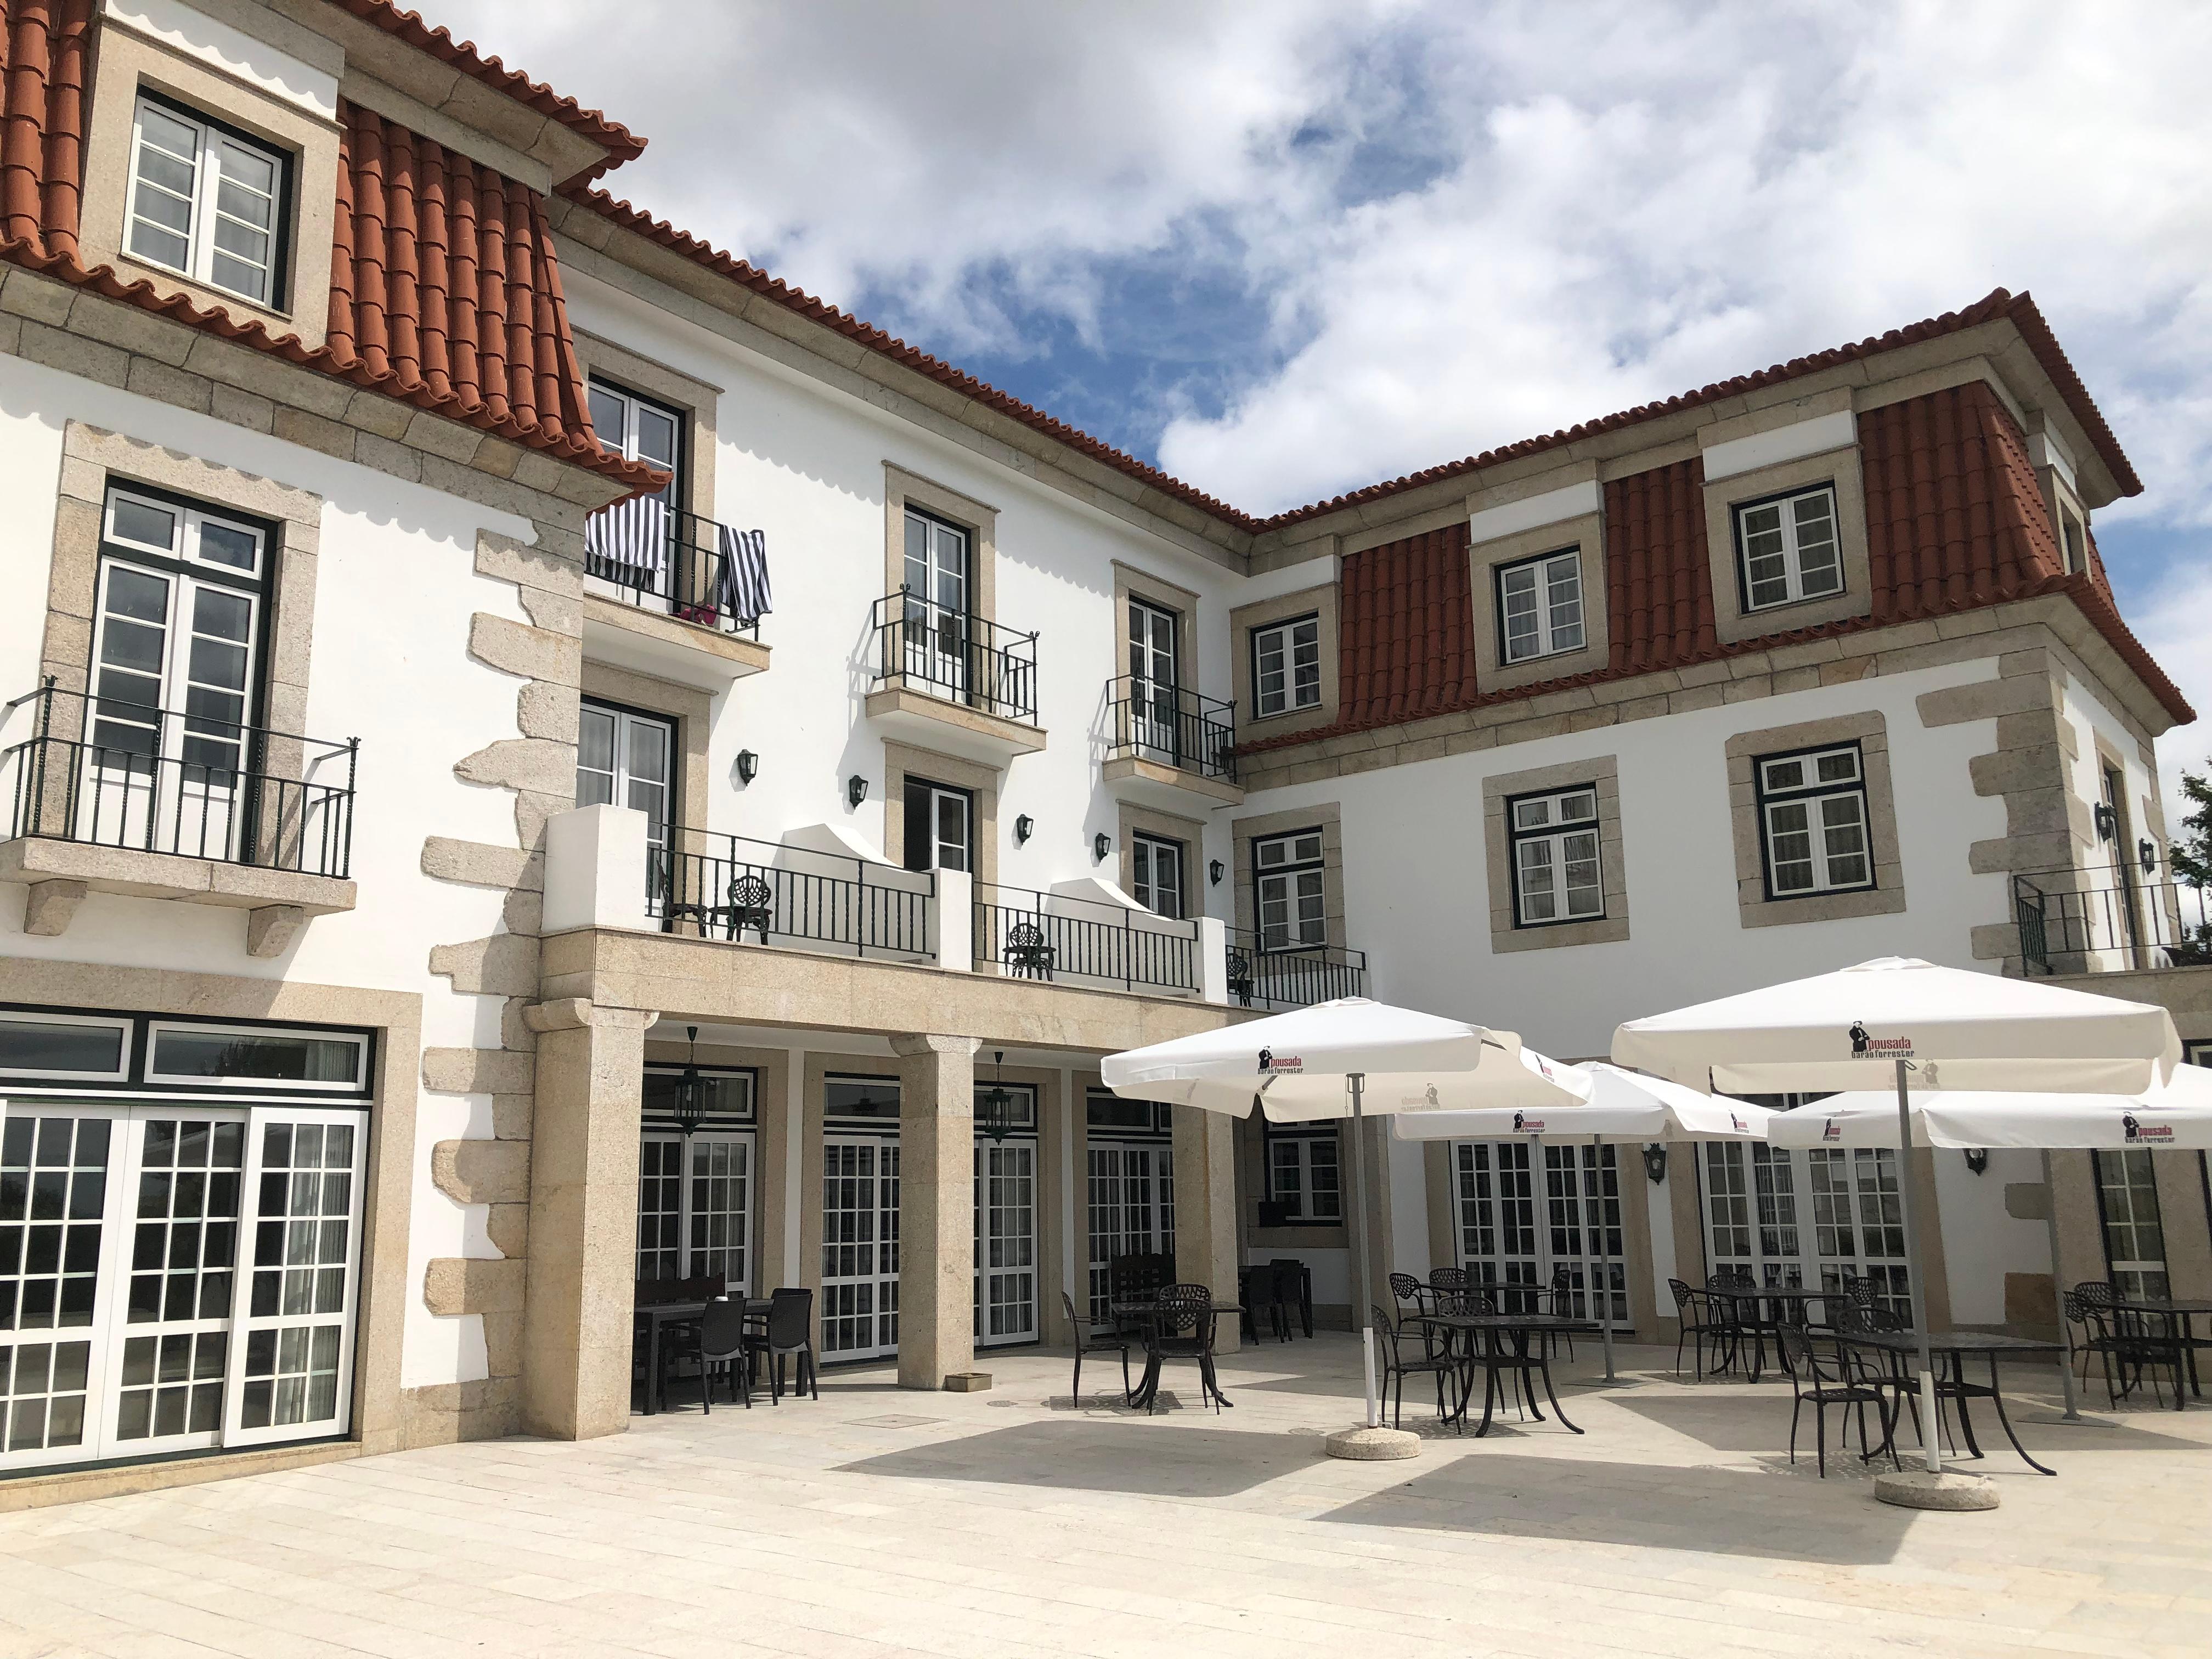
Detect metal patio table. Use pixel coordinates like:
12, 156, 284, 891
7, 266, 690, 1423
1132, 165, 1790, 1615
1423, 1313, 1600, 1437
1699, 1285, 1831, 1381
637, 1296, 771, 1415
2109, 1298, 2212, 1403
1842, 1328, 2063, 1475
1110, 1296, 1241, 1410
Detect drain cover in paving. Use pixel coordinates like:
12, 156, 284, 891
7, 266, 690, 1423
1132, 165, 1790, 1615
850, 1413, 946, 1428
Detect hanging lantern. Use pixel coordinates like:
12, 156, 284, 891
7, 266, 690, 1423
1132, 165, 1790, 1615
979, 1049, 1012, 1142
673, 1025, 708, 1138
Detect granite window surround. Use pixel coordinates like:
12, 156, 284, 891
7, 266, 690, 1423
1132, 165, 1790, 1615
1229, 580, 1340, 739
1480, 755, 1630, 953
1724, 710, 1906, 928
1701, 443, 1874, 647
1468, 510, 1610, 695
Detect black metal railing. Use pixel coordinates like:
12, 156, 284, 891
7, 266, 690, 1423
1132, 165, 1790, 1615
871, 589, 1038, 723
1105, 676, 1235, 781
1226, 929, 1367, 1008
1, 681, 357, 878
650, 827, 933, 961
2013, 859, 2211, 973
584, 499, 765, 636
974, 881, 1199, 994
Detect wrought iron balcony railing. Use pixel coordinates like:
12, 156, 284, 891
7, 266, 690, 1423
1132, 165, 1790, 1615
584, 498, 767, 636
1105, 676, 1235, 782
2012, 859, 2211, 974
1226, 928, 1367, 1009
1, 681, 357, 878
974, 881, 1199, 995
871, 589, 1038, 724
650, 827, 933, 961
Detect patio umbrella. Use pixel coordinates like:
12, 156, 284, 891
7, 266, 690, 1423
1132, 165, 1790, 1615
1101, 997, 1592, 1456
1390, 1066, 1777, 1384
1612, 957, 2182, 1493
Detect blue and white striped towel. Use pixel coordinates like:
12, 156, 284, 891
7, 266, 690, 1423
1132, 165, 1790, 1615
718, 525, 772, 622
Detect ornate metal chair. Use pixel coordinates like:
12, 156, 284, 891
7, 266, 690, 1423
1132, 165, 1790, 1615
1004, 919, 1056, 980
1777, 1324, 1894, 1478
1225, 946, 1254, 1007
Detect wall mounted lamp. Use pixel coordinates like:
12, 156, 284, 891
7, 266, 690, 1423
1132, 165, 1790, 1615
2140, 837, 2159, 876
1641, 1143, 1668, 1184
1962, 1147, 1989, 1177
1093, 832, 1111, 862
1209, 859, 1225, 887
735, 749, 759, 785
847, 775, 870, 809
1015, 814, 1034, 845
2094, 800, 2117, 842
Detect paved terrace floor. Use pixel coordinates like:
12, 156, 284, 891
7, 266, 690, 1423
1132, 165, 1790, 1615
3, 1335, 2210, 1659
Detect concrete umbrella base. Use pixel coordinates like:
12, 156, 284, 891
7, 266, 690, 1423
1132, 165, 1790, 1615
1323, 1425, 1422, 1460
1873, 1469, 1999, 1510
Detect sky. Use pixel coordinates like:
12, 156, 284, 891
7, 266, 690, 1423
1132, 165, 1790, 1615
434, 0, 2211, 794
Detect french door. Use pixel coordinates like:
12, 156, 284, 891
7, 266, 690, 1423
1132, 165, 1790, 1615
820, 1136, 900, 1360
1085, 1143, 1175, 1324
0, 1101, 364, 1472
974, 1138, 1036, 1347
1450, 1141, 1626, 1322
1127, 598, 1181, 764
1701, 1142, 1909, 1312
902, 510, 971, 702
635, 1131, 752, 1290
901, 778, 973, 874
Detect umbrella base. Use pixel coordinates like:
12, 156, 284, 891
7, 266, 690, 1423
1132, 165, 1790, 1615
1873, 1469, 1998, 1511
1323, 1425, 1421, 1461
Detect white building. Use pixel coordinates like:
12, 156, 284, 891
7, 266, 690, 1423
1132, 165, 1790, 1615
0, 0, 2202, 1505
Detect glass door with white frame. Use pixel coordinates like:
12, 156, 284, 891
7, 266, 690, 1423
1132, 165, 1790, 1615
974, 1093, 1037, 1348
821, 1136, 900, 1360
585, 378, 681, 595
902, 778, 972, 874
578, 702, 674, 901
1700, 1102, 1908, 1314
1127, 597, 1181, 764
902, 510, 972, 703
1451, 1141, 1626, 1320
1083, 1092, 1175, 1324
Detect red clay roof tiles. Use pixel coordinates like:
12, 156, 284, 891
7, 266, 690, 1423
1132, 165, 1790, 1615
1, 0, 90, 258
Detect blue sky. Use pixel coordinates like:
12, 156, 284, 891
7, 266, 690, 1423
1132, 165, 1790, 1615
437, 0, 2210, 780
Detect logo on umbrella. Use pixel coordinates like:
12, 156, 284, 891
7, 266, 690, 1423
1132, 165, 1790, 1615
2124, 1113, 2140, 1141
1258, 1048, 1302, 1074
1848, 1019, 1913, 1059
1822, 1118, 1842, 1141
1849, 1021, 1869, 1056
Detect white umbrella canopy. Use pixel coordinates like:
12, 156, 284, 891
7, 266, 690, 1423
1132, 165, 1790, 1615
1770, 1064, 2212, 1150
1100, 996, 1592, 1121
1387, 1064, 1777, 1143
1612, 957, 2182, 1096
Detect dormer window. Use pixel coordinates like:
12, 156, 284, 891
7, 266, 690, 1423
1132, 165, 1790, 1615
126, 95, 287, 307
1734, 484, 1842, 611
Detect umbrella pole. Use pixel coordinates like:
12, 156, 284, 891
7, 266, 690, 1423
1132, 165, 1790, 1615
1595, 1134, 1617, 1384
2041, 1149, 2087, 1424
1348, 1072, 1379, 1429
1895, 1058, 1941, 1475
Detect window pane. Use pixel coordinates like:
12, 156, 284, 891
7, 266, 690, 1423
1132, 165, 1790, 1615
1740, 503, 1789, 607
1792, 492, 1842, 596
588, 386, 627, 449
1544, 554, 1584, 651
1255, 627, 1285, 715
110, 497, 179, 554
1517, 839, 1558, 922
150, 1029, 362, 1085
1500, 563, 1538, 661
1767, 802, 1814, 893
1818, 795, 1869, 887
0, 1018, 126, 1075
1562, 828, 1603, 918
194, 519, 259, 572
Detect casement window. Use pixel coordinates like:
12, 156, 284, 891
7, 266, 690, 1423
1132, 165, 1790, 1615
1754, 744, 1872, 899
125, 95, 287, 307
636, 1065, 757, 1288
1251, 614, 1321, 717
586, 379, 683, 509
1265, 1124, 1341, 1223
1497, 550, 1584, 664
2058, 507, 2089, 576
1508, 786, 1604, 927
1734, 484, 1843, 611
1254, 830, 1326, 950
2091, 1149, 2168, 1302
901, 777, 973, 873
1131, 832, 1186, 919
576, 702, 675, 853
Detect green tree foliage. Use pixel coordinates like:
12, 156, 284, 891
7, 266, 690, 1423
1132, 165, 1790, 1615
2172, 763, 2212, 890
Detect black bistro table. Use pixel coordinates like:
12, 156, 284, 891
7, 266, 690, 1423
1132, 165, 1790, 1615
1110, 1296, 1240, 1411
637, 1296, 771, 1415
1842, 1329, 2064, 1475
1424, 1313, 1600, 1437
1699, 1285, 1830, 1381
2109, 1298, 2212, 1404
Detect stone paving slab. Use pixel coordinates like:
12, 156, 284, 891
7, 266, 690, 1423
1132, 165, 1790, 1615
2, 1337, 2209, 1658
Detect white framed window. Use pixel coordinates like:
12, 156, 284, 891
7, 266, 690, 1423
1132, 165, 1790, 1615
1508, 786, 1603, 926
125, 95, 286, 306
577, 702, 675, 854
2058, 507, 2089, 576
1254, 830, 1326, 950
1265, 1125, 1341, 1222
145, 1023, 368, 1091
1497, 550, 1584, 663
1251, 614, 1321, 716
901, 777, 972, 873
1734, 484, 1843, 611
1755, 744, 1872, 899
1131, 833, 1185, 919
0, 1013, 131, 1080
585, 379, 683, 508
2093, 1149, 2168, 1302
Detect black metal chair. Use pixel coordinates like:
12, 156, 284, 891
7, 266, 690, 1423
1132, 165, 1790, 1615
1777, 1324, 1893, 1478
1667, 1278, 1723, 1379
2069, 1284, 2182, 1408
1239, 1264, 1290, 1343
1373, 1304, 1460, 1430
663, 1296, 755, 1412
1226, 947, 1254, 1007
1388, 1272, 1434, 1326
746, 1287, 819, 1402
1148, 1283, 1227, 1413
1061, 1290, 1132, 1404
1428, 1266, 1469, 1296
1004, 921, 1056, 980
1267, 1259, 1311, 1338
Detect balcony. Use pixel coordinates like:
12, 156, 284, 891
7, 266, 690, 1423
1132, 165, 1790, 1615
582, 500, 772, 687
1102, 676, 1242, 808
973, 879, 1223, 1000
1224, 929, 1368, 1009
650, 825, 938, 964
0, 683, 358, 951
864, 589, 1046, 763
2012, 859, 2211, 975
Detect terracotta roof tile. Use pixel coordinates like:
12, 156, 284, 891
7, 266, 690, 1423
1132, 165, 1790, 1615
328, 0, 644, 184
1, 0, 90, 258
1605, 458, 1715, 673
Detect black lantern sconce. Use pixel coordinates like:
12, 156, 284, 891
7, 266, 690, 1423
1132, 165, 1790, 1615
2140, 838, 2159, 876
1641, 1143, 1668, 1184
1962, 1147, 1989, 1177
1209, 859, 1224, 887
1093, 832, 1111, 862
2094, 800, 2118, 842
735, 749, 759, 786
847, 775, 870, 809
673, 1025, 708, 1140
1015, 814, 1034, 845
978, 1050, 1012, 1143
